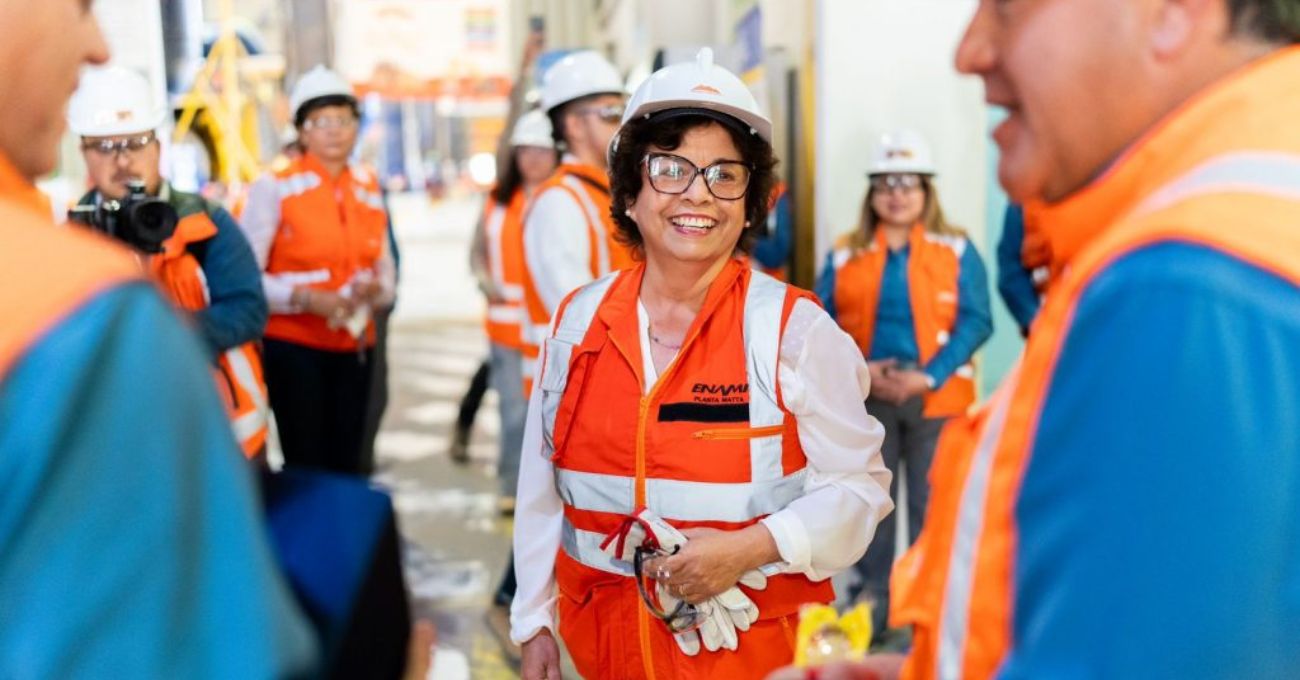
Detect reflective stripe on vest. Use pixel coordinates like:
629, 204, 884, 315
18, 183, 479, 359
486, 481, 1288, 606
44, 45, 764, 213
276, 172, 322, 199
561, 174, 612, 274
541, 269, 793, 575
1135, 151, 1300, 216
226, 345, 269, 445
935, 368, 1017, 680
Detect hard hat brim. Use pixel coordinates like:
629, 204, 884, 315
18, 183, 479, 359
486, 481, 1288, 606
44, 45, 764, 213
641, 105, 772, 145
70, 110, 168, 138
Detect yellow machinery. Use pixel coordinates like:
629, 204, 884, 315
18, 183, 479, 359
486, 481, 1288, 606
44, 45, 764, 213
171, 0, 278, 197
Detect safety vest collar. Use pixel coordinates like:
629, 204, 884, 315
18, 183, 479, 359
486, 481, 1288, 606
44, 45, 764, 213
1032, 45, 1300, 271
593, 258, 751, 392
0, 153, 51, 218
558, 161, 611, 194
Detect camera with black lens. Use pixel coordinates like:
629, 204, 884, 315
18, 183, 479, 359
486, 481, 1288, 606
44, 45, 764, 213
68, 179, 179, 254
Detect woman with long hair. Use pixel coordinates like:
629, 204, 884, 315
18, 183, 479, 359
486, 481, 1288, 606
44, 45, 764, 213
815, 130, 992, 637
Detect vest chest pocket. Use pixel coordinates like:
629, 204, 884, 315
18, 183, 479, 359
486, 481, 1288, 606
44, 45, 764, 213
692, 424, 784, 441
539, 337, 575, 456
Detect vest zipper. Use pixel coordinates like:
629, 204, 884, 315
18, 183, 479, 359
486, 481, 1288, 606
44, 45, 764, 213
635, 394, 657, 680
692, 424, 785, 441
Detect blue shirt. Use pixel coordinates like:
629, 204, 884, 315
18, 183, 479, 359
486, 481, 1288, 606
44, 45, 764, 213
997, 204, 1042, 333
193, 202, 269, 354
1001, 243, 1300, 678
817, 237, 993, 388
753, 190, 793, 270
0, 284, 317, 678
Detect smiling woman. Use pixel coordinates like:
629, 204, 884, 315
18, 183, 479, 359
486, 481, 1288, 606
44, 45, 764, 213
510, 48, 894, 680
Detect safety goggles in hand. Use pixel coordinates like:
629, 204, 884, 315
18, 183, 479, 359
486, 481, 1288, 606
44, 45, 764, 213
633, 546, 704, 634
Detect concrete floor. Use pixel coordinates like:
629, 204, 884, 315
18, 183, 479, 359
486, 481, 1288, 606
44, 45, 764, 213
374, 192, 533, 679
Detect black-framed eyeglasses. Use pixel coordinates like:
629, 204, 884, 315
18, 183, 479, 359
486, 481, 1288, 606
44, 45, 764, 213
643, 152, 752, 200
869, 173, 924, 193
633, 546, 704, 634
575, 104, 625, 124
81, 134, 156, 158
302, 115, 358, 131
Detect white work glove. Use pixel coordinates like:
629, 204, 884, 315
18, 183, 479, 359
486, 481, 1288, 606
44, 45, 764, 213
697, 597, 740, 652
714, 585, 760, 632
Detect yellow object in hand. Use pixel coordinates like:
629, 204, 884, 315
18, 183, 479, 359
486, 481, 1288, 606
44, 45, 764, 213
793, 602, 873, 668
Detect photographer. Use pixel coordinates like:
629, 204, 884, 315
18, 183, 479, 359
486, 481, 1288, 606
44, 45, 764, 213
67, 65, 271, 458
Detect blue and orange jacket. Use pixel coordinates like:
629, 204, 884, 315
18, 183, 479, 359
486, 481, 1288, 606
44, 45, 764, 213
818, 225, 991, 417
894, 46, 1300, 680
0, 153, 317, 677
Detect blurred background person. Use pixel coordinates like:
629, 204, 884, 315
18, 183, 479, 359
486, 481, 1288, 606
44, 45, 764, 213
67, 65, 271, 460
519, 49, 633, 395
815, 129, 991, 640
241, 65, 396, 475
996, 202, 1051, 337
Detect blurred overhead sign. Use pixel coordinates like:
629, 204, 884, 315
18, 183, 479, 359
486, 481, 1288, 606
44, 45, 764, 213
335, 0, 510, 96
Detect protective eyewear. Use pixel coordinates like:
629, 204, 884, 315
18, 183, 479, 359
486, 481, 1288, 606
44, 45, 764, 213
302, 115, 358, 131
643, 152, 752, 200
869, 173, 924, 192
633, 546, 704, 634
81, 134, 156, 158
576, 104, 625, 124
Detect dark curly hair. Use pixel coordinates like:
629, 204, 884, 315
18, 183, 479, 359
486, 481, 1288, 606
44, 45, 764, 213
1228, 0, 1300, 44
608, 112, 777, 256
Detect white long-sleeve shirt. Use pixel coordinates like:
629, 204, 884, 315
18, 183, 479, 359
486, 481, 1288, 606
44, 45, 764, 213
509, 296, 894, 643
240, 173, 396, 313
521, 155, 599, 315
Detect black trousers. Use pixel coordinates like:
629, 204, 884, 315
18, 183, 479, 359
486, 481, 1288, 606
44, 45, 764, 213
264, 338, 376, 475
853, 395, 946, 632
456, 358, 492, 435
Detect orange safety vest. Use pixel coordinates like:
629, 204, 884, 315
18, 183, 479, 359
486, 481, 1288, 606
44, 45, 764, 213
538, 259, 832, 680
264, 153, 388, 352
519, 161, 636, 394
482, 187, 528, 350
0, 196, 138, 382
148, 200, 269, 458
892, 46, 1300, 680
829, 225, 976, 418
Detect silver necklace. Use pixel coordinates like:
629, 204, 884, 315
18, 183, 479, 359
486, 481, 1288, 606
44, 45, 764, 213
648, 324, 683, 351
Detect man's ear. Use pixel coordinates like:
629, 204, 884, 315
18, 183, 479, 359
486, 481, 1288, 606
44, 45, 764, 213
1150, 0, 1215, 58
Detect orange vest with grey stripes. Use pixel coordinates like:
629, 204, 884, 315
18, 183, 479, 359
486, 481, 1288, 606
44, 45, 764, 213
519, 162, 636, 394
539, 259, 833, 678
149, 203, 269, 458
483, 187, 528, 349
264, 154, 388, 351
830, 225, 976, 418
892, 46, 1300, 680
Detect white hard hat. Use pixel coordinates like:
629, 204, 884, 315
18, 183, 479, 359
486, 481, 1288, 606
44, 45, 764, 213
540, 50, 625, 113
510, 109, 554, 149
621, 48, 770, 143
868, 129, 936, 176
67, 66, 166, 137
290, 65, 354, 119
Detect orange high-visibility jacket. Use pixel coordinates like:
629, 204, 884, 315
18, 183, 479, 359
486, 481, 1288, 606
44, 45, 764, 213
892, 47, 1300, 680
483, 188, 528, 350
538, 259, 833, 679
150, 205, 269, 458
829, 225, 976, 417
264, 154, 388, 352
519, 161, 636, 395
